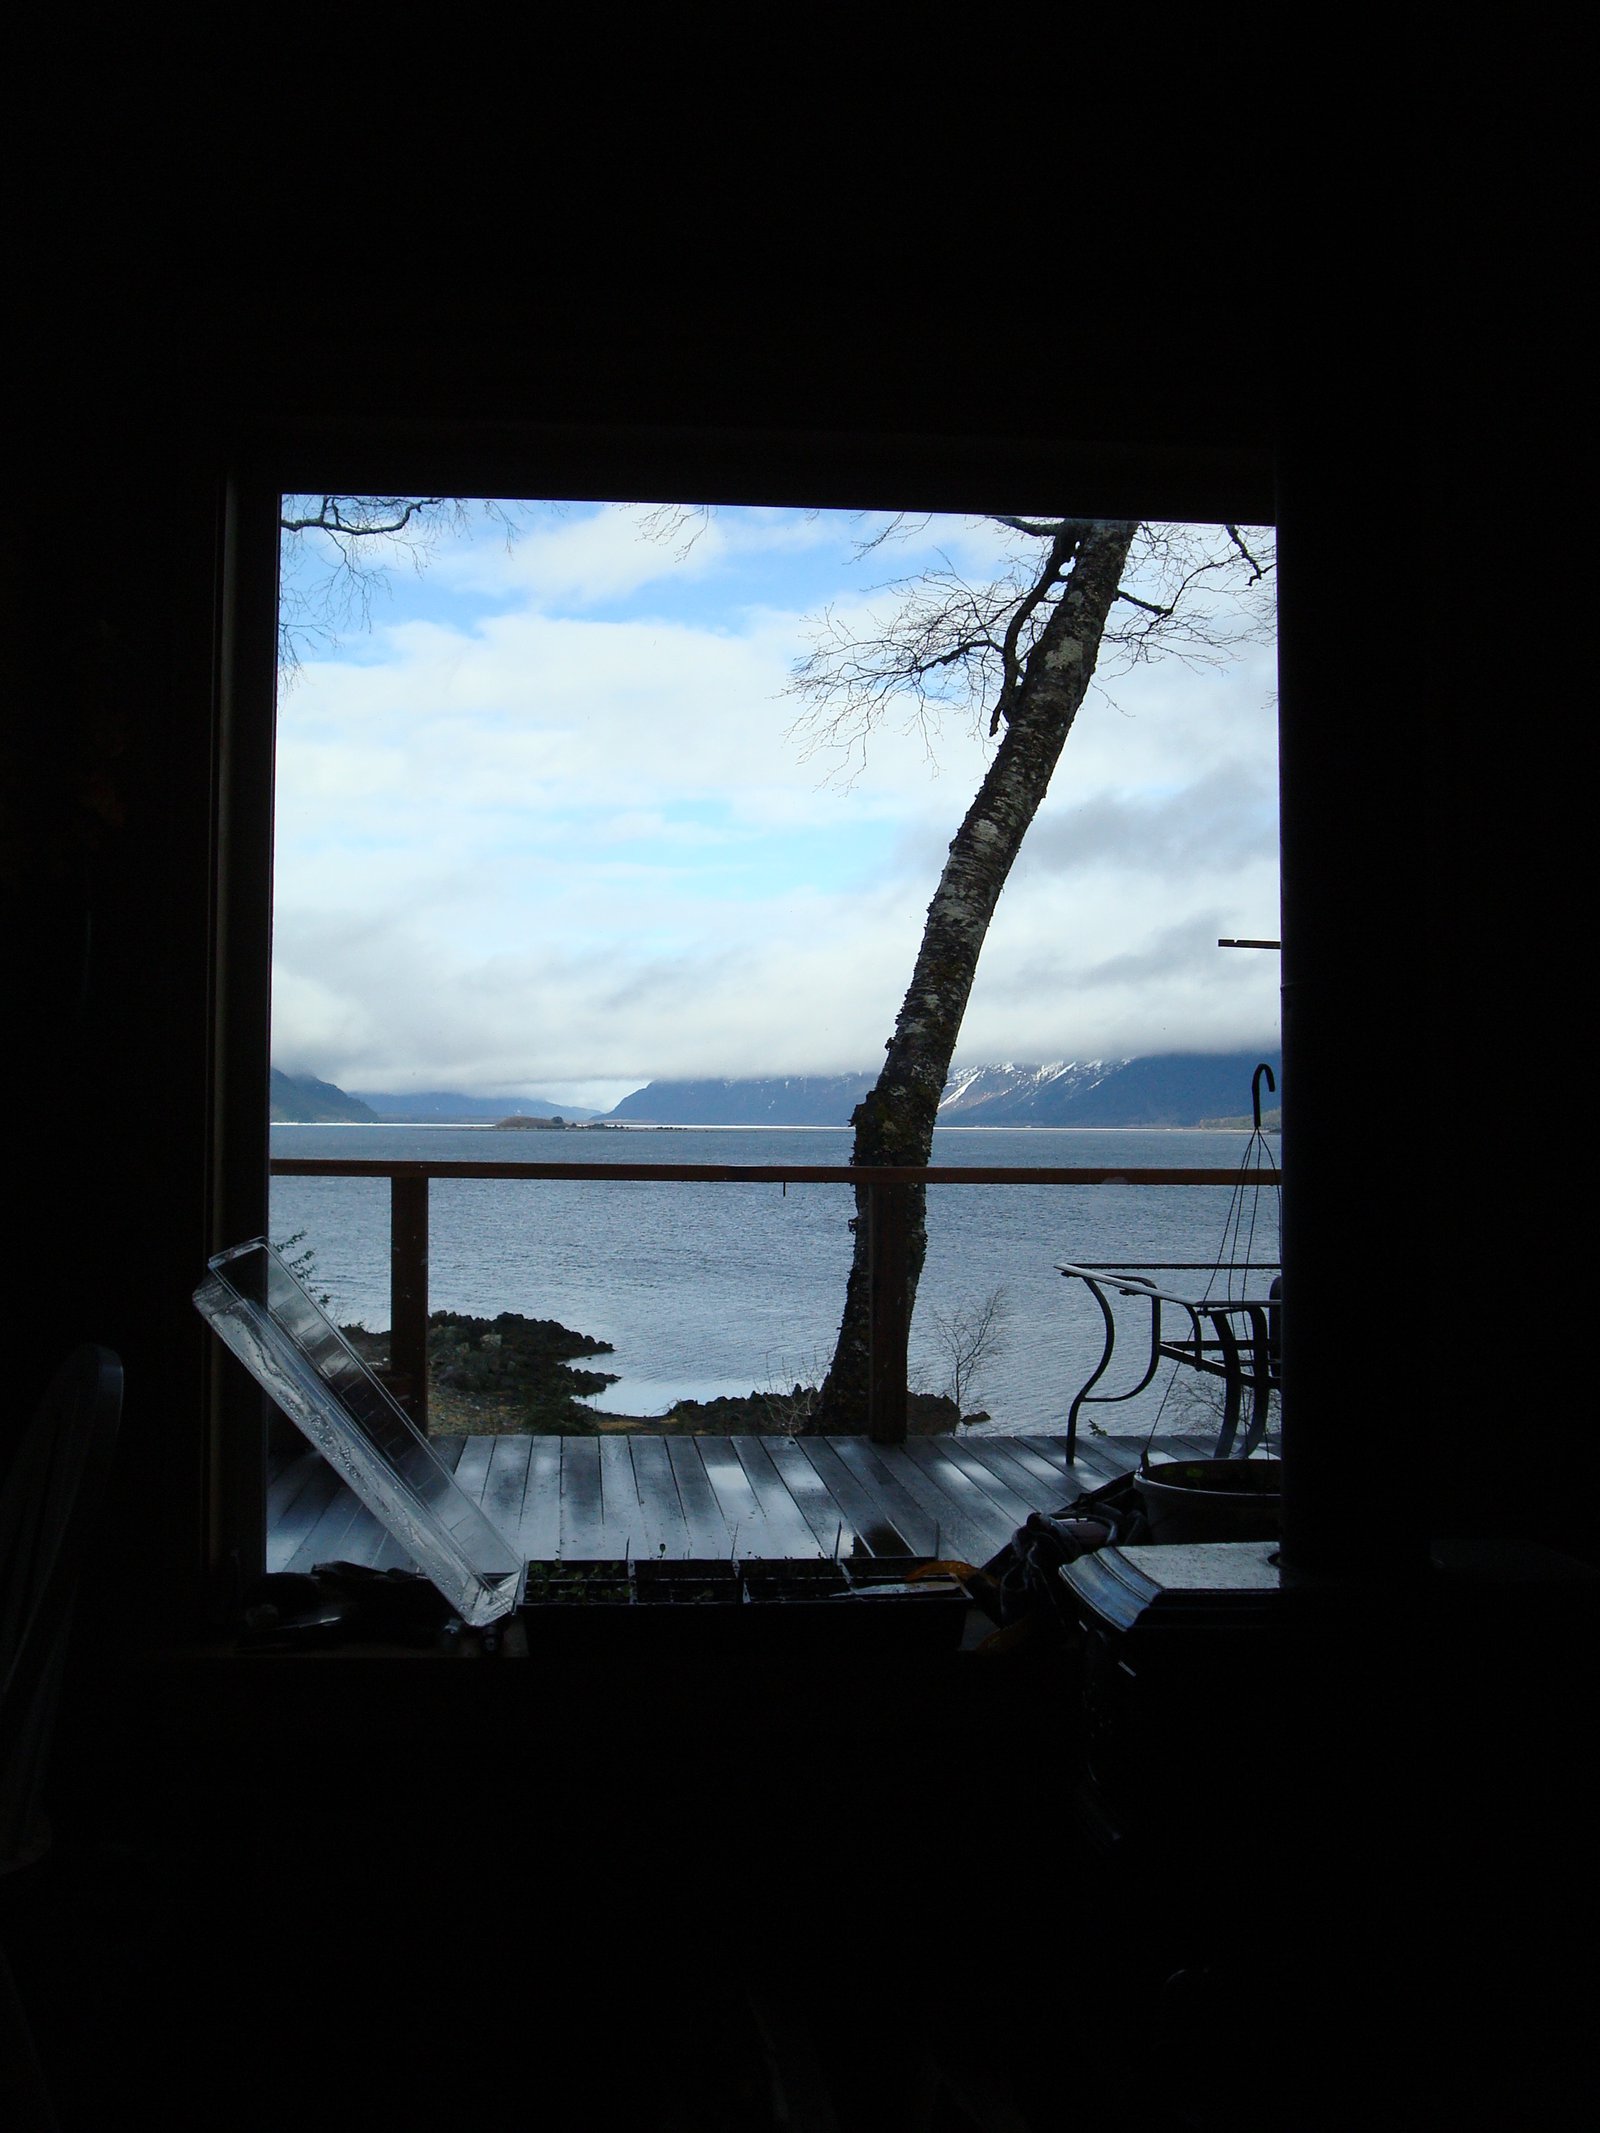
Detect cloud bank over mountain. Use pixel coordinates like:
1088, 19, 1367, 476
604, 1053, 1281, 1129
271, 504, 1280, 1108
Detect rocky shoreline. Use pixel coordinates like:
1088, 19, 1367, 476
341, 1309, 618, 1434
342, 1310, 967, 1437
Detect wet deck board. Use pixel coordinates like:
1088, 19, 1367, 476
555, 1436, 612, 1558
729, 1437, 840, 1559
666, 1435, 742, 1556
972, 1436, 1090, 1502
930, 1435, 1061, 1530
757, 1437, 864, 1558
824, 1438, 952, 1558
694, 1435, 779, 1556
896, 1438, 1035, 1556
794, 1436, 916, 1556
267, 1455, 343, 1563
625, 1435, 694, 1560
481, 1433, 536, 1541
519, 1437, 566, 1562
281, 1484, 378, 1574
266, 1432, 1186, 1575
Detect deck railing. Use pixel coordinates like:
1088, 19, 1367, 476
268, 1157, 1279, 1443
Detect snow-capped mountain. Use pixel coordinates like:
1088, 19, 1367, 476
936, 1061, 1123, 1120
934, 1052, 1280, 1125
602, 1051, 1280, 1128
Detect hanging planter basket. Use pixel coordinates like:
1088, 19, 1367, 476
1133, 1458, 1283, 1544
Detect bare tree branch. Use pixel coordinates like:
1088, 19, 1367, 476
991, 523, 1080, 735
929, 1287, 1009, 1419
1224, 522, 1269, 582
635, 501, 717, 559
848, 511, 938, 559
277, 494, 529, 674
279, 497, 452, 537
990, 514, 1074, 540
785, 516, 1276, 781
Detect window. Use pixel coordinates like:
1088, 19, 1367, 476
217, 488, 1282, 1584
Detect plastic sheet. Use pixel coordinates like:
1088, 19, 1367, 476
194, 1238, 522, 1627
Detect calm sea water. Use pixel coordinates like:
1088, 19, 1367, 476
267, 1124, 1281, 1439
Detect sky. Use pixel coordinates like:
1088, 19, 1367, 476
270, 503, 1281, 1111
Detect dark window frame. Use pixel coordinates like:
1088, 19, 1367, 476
206, 425, 1283, 1588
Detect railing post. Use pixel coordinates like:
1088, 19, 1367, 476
390, 1174, 430, 1432
866, 1180, 910, 1445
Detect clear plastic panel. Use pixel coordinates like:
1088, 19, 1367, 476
195, 1238, 522, 1626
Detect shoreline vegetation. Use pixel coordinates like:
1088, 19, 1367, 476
342, 1309, 962, 1437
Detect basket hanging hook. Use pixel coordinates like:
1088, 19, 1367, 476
1252, 1061, 1276, 1132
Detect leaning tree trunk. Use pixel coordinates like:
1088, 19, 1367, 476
815, 520, 1138, 1433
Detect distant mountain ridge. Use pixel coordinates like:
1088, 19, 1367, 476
349, 1089, 598, 1123
604, 1052, 1281, 1128
270, 1069, 379, 1124
273, 1054, 1281, 1130
605, 1074, 877, 1127
271, 1074, 597, 1123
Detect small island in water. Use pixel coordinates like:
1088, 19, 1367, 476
492, 1115, 621, 1131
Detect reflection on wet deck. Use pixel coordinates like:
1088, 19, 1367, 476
267, 1429, 1215, 1572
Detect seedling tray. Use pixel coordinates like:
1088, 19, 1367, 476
518, 1556, 968, 1654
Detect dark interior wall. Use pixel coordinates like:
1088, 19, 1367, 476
3, 386, 225, 1615
6, 77, 1587, 2129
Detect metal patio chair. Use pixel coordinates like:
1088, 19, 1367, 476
1056, 1065, 1281, 1459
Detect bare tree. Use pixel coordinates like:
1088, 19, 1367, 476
796, 515, 1275, 1431
296, 499, 1270, 1439
928, 1287, 1009, 1421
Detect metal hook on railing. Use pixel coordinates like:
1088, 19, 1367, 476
1252, 1062, 1276, 1132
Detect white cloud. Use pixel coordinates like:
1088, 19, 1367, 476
432, 503, 718, 607
271, 505, 1281, 1094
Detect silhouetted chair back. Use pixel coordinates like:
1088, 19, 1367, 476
1, 1347, 124, 1873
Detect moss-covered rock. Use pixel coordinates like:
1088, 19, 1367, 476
426, 1309, 618, 1429
660, 1386, 961, 1437
341, 1310, 619, 1432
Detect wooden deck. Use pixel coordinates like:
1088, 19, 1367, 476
267, 1428, 1221, 1574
